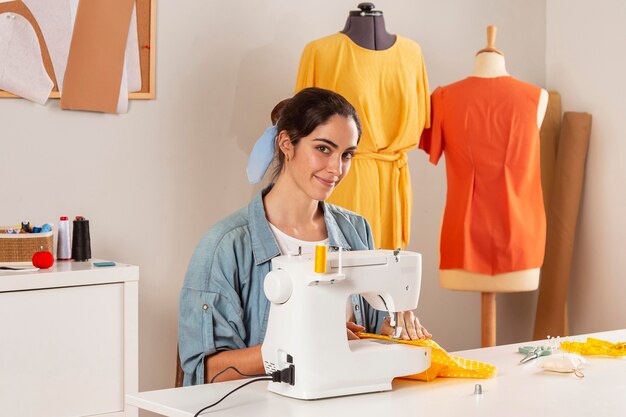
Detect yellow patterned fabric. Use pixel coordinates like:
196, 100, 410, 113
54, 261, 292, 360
359, 333, 497, 382
560, 338, 626, 357
295, 33, 430, 249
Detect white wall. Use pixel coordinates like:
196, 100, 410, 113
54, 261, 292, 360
546, 0, 626, 334
0, 0, 547, 405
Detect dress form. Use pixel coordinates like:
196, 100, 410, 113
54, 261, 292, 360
439, 26, 548, 347
340, 3, 392, 322
341, 2, 396, 50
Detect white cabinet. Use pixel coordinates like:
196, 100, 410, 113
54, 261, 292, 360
0, 261, 138, 417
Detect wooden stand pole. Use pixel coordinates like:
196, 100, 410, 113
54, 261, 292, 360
481, 292, 496, 347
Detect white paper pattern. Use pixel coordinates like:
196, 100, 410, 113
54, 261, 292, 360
22, 0, 72, 92
125, 2, 141, 93
0, 13, 53, 104
117, 63, 129, 113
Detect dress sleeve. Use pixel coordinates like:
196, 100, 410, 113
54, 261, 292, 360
294, 42, 316, 92
178, 238, 248, 386
419, 87, 444, 165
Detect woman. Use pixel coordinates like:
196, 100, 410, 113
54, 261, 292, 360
179, 87, 430, 386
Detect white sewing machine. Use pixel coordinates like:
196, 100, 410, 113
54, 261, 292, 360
261, 248, 431, 400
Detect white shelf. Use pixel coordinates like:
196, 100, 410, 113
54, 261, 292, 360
0, 259, 138, 417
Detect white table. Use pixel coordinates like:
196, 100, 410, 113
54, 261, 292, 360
127, 329, 626, 417
0, 259, 138, 417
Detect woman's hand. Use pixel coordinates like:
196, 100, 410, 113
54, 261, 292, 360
346, 321, 365, 340
381, 311, 432, 340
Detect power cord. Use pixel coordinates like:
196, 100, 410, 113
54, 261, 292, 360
194, 365, 295, 416
209, 366, 267, 383
193, 377, 271, 417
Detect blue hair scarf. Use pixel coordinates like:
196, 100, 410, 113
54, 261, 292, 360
246, 125, 278, 184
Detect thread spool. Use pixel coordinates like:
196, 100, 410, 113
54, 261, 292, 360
314, 245, 327, 273
57, 216, 71, 260
71, 216, 91, 261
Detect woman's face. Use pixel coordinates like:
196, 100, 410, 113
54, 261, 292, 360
280, 114, 359, 201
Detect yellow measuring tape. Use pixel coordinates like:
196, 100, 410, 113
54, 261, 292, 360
560, 338, 626, 357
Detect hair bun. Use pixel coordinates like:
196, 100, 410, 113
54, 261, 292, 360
271, 98, 291, 125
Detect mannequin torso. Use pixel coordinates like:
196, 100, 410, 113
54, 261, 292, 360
472, 51, 508, 77
440, 51, 548, 293
472, 52, 549, 129
341, 5, 396, 50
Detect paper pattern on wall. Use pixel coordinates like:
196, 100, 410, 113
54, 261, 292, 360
125, 2, 140, 93
69, 0, 77, 27
60, 0, 134, 113
0, 12, 53, 104
21, 0, 71, 92
117, 64, 128, 113
115, 1, 139, 113
67, 0, 132, 112
1, 0, 146, 107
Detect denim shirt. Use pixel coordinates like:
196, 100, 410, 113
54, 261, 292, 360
179, 186, 385, 385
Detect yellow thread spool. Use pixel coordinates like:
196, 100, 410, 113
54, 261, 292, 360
314, 245, 327, 273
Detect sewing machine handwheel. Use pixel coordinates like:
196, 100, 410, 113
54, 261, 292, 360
264, 269, 293, 304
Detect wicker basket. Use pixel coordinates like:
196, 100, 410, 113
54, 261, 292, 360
0, 231, 54, 262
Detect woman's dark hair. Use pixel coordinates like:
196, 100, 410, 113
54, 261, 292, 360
269, 87, 362, 182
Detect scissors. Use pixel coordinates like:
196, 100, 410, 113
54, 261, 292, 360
519, 345, 552, 363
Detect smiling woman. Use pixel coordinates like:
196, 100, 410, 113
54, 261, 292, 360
178, 87, 429, 387
178, 88, 373, 386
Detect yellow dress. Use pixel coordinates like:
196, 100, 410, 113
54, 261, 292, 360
295, 33, 430, 249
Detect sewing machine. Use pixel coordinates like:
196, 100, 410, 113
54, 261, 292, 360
261, 248, 431, 399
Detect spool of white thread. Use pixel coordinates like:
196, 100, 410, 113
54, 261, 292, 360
57, 216, 71, 260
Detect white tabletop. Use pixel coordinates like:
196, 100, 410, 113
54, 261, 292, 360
0, 259, 138, 291
127, 329, 626, 417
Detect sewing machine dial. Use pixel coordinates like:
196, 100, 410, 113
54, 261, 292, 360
264, 269, 293, 304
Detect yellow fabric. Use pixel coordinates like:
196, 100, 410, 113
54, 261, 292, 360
295, 33, 430, 249
560, 338, 626, 357
359, 333, 497, 382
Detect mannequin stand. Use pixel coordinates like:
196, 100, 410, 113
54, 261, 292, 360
441, 268, 540, 347
481, 292, 496, 347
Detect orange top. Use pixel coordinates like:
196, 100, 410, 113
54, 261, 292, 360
420, 76, 546, 275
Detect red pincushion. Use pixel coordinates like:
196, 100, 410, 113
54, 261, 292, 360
32, 251, 54, 269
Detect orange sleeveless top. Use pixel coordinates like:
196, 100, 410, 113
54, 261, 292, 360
420, 76, 546, 275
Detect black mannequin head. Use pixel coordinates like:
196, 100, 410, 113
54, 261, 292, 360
341, 3, 396, 51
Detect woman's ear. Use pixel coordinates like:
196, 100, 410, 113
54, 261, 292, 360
277, 130, 294, 161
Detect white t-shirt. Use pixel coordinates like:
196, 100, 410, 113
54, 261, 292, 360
268, 223, 328, 256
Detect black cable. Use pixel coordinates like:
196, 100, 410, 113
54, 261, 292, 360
193, 377, 272, 417
209, 366, 268, 383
